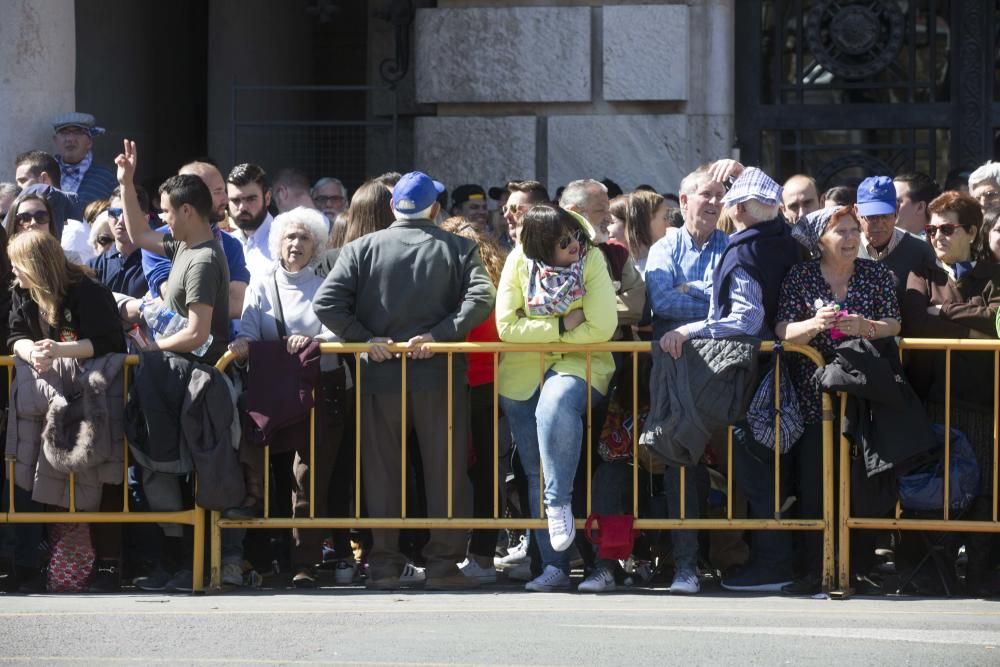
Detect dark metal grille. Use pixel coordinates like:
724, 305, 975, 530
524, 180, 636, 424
231, 85, 397, 195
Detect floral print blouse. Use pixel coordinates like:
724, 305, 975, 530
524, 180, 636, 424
775, 258, 900, 423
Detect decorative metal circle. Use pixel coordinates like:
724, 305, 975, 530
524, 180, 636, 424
805, 0, 905, 80
814, 154, 894, 191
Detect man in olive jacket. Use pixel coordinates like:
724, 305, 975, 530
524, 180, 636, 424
314, 171, 495, 590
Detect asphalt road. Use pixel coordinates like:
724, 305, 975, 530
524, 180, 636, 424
2, 588, 999, 666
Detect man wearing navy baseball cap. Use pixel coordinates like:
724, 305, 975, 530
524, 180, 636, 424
856, 175, 934, 299
314, 170, 495, 591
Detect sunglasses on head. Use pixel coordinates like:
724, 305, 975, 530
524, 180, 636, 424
558, 229, 584, 250
924, 223, 966, 238
15, 210, 51, 226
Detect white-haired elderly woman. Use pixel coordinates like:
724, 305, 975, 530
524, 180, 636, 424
227, 205, 352, 588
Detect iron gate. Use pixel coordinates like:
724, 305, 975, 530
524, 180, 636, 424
735, 0, 1000, 190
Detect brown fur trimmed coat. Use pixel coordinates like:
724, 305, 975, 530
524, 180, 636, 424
6, 354, 127, 511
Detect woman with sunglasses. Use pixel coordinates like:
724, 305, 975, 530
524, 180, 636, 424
496, 204, 617, 592
902, 193, 999, 592
3, 194, 55, 240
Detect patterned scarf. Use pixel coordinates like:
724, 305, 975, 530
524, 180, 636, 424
57, 151, 92, 194
525, 245, 588, 317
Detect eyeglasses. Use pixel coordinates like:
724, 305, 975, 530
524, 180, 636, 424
313, 195, 345, 206
558, 229, 584, 250
976, 191, 1000, 203
505, 203, 532, 216
96, 235, 114, 246
924, 223, 965, 238
15, 210, 51, 227
106, 207, 123, 219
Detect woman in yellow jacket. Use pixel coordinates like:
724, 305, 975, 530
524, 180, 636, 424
497, 205, 618, 592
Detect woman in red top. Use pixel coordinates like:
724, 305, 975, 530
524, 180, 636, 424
440, 217, 508, 584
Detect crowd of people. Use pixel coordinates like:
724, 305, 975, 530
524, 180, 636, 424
2, 110, 1000, 597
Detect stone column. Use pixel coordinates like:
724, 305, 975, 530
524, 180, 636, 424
0, 0, 75, 177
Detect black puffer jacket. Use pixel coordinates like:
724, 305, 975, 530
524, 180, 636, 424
640, 337, 761, 466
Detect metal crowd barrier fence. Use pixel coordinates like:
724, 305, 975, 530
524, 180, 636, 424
837, 338, 1000, 595
0, 355, 207, 593
211, 341, 836, 592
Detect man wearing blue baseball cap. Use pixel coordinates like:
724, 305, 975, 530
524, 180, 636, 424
314, 171, 495, 591
856, 175, 934, 300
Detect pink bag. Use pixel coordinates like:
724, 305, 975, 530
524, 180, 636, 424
47, 523, 95, 593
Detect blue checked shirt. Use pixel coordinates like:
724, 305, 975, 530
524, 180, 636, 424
645, 227, 730, 335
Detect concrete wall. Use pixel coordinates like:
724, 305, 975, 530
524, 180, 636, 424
412, 1, 735, 196
0, 0, 76, 180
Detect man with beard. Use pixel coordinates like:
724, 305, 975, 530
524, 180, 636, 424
312, 177, 349, 219
141, 160, 251, 319
227, 163, 275, 278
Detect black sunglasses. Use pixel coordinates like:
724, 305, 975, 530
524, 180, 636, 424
106, 207, 123, 219
558, 229, 584, 250
15, 210, 51, 226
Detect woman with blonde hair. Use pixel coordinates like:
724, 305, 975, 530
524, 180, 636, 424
6, 229, 126, 592
440, 216, 508, 584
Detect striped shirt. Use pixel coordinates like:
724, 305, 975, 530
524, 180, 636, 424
645, 227, 729, 334
682, 267, 766, 339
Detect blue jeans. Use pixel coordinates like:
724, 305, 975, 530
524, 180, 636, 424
664, 465, 702, 571
501, 371, 601, 573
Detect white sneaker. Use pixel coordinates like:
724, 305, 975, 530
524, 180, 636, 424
458, 558, 497, 584
506, 558, 533, 582
334, 559, 358, 585
525, 564, 571, 592
670, 568, 700, 595
545, 504, 575, 552
495, 535, 529, 568
578, 566, 616, 593
399, 562, 426, 585
221, 562, 243, 587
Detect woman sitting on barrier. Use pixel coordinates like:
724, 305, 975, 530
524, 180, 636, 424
5, 230, 127, 592
776, 206, 900, 594
901, 192, 1000, 594
496, 205, 617, 592
228, 206, 351, 588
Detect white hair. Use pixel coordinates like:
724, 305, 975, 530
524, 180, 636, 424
394, 202, 436, 220
268, 206, 330, 268
311, 176, 348, 200
742, 198, 781, 223
969, 161, 1000, 191
678, 165, 713, 197
559, 179, 606, 209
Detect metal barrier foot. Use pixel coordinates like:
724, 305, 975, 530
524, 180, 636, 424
828, 588, 854, 600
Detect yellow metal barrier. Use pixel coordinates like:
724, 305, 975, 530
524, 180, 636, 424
1, 355, 207, 593
211, 340, 837, 592
836, 338, 1000, 594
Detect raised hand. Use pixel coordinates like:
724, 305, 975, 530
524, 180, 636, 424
115, 139, 137, 185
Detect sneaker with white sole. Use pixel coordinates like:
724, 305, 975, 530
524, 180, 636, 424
545, 504, 575, 552
506, 558, 533, 582
165, 569, 194, 593
221, 562, 243, 587
458, 558, 497, 584
670, 568, 700, 595
334, 559, 358, 585
495, 535, 528, 568
578, 566, 616, 593
525, 564, 571, 592
398, 562, 426, 586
